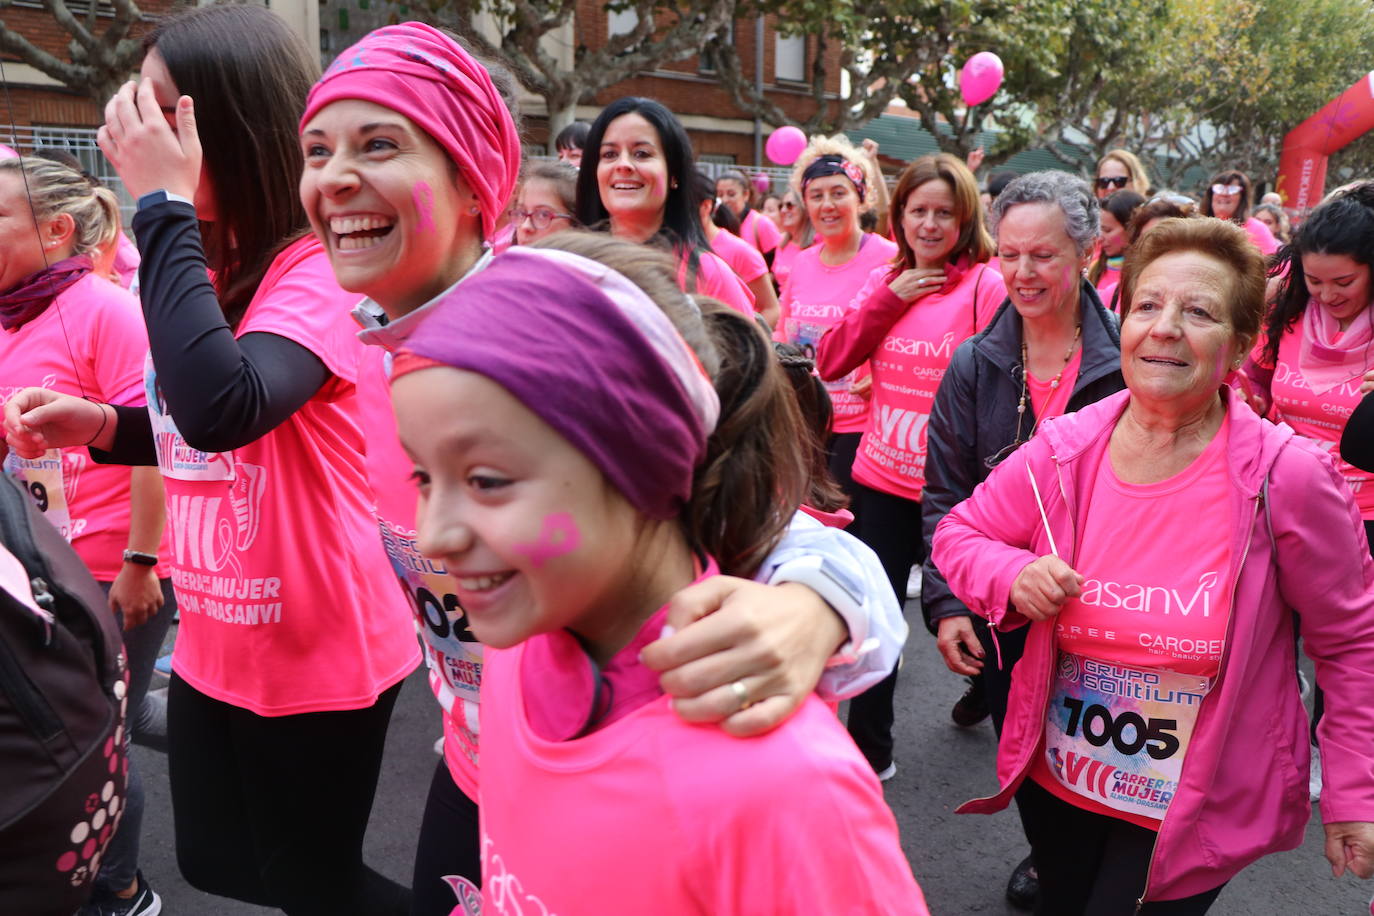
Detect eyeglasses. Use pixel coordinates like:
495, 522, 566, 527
1211, 184, 1243, 196
780, 201, 798, 210
1096, 176, 1130, 190
513, 207, 573, 230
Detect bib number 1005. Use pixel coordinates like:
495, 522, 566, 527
1061, 697, 1179, 760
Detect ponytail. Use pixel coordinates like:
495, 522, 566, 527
687, 305, 808, 576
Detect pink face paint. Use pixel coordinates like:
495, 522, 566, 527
412, 181, 436, 233
515, 512, 581, 568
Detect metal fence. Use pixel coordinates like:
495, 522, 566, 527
0, 125, 137, 226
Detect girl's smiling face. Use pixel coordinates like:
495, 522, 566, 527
394, 366, 656, 657
596, 113, 671, 234
1302, 251, 1372, 329
299, 98, 481, 318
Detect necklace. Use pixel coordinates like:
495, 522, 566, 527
1016, 321, 1082, 427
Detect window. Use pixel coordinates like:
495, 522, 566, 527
699, 21, 733, 74
775, 32, 806, 83
11, 0, 112, 15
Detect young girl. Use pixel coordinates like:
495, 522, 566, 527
391, 233, 927, 915
1088, 189, 1145, 308
514, 160, 578, 246
576, 97, 756, 315
0, 157, 172, 914
717, 167, 782, 261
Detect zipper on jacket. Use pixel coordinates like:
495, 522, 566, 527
1135, 492, 1260, 913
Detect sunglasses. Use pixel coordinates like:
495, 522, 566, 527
1211, 184, 1243, 196
780, 201, 798, 210
1096, 176, 1130, 190
513, 207, 574, 230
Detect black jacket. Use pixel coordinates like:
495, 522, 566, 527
919, 280, 1126, 632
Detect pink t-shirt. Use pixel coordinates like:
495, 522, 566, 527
1027, 346, 1082, 422
0, 273, 167, 581
777, 236, 898, 434
709, 228, 768, 284
470, 634, 927, 915
738, 207, 781, 255
155, 237, 419, 715
1243, 216, 1279, 256
772, 239, 802, 291
358, 345, 482, 799
112, 234, 140, 290
1030, 418, 1232, 827
678, 249, 754, 315
850, 261, 1005, 500
1270, 326, 1374, 517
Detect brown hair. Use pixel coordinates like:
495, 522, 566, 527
1200, 169, 1252, 225
532, 231, 807, 575
1126, 195, 1197, 247
146, 4, 318, 328
773, 342, 848, 514
889, 153, 993, 275
521, 160, 579, 216
1119, 218, 1265, 347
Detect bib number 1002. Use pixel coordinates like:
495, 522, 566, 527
1061, 697, 1179, 760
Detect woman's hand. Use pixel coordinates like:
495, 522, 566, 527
641, 577, 846, 738
1360, 367, 1374, 396
1324, 821, 1374, 878
936, 615, 985, 675
888, 268, 947, 303
109, 562, 164, 630
4, 389, 111, 457
850, 373, 873, 401
97, 78, 202, 203
1010, 555, 1084, 621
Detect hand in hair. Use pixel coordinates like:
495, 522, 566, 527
640, 578, 847, 737
98, 79, 202, 202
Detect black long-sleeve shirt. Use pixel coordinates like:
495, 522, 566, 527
94, 202, 331, 465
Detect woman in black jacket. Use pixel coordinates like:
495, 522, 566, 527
920, 171, 1126, 910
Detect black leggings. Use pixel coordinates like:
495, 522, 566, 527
1017, 779, 1226, 915
846, 482, 924, 769
167, 674, 410, 916
410, 759, 482, 916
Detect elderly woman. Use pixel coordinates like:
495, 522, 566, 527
933, 217, 1374, 914
1200, 168, 1278, 255
1094, 149, 1150, 200
921, 170, 1125, 908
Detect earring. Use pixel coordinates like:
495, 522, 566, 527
468, 205, 480, 216
671, 179, 678, 190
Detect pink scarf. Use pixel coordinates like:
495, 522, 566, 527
1299, 298, 1374, 394
0, 256, 92, 331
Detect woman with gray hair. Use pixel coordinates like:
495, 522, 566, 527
921, 169, 1126, 909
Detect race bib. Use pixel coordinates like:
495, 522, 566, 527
787, 317, 857, 401
145, 353, 234, 482
1043, 652, 1211, 821
5, 449, 71, 538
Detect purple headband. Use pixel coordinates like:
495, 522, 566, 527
396, 248, 719, 520
801, 154, 867, 202
301, 22, 521, 240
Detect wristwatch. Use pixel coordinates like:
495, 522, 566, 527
122, 550, 159, 567
136, 189, 194, 212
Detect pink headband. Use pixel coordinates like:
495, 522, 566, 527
301, 22, 520, 240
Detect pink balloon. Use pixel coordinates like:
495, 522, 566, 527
960, 52, 1004, 107
751, 172, 771, 195
765, 126, 807, 166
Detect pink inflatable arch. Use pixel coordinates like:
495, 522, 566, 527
1276, 72, 1374, 215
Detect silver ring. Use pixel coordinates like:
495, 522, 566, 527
730, 679, 750, 711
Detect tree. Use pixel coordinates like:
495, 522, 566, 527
0, 0, 147, 104
413, 0, 736, 138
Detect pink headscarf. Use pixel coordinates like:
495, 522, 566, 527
300, 22, 521, 240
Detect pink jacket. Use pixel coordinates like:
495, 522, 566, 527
933, 387, 1374, 902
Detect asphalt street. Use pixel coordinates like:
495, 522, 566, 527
130, 607, 1370, 915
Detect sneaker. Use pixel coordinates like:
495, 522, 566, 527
153, 653, 172, 676
81, 872, 162, 916
874, 762, 897, 782
1310, 745, 1323, 802
951, 676, 990, 728
905, 566, 922, 599
1005, 855, 1038, 910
